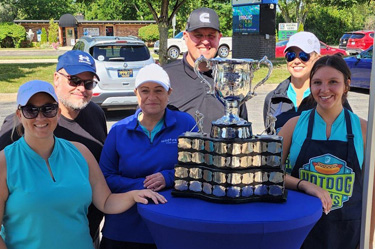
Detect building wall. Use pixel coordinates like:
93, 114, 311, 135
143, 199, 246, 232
77, 23, 147, 37
16, 22, 152, 45
16, 23, 50, 42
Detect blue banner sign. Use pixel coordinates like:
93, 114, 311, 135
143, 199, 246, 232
233, 5, 260, 34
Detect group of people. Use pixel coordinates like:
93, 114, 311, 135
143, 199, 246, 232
0, 6, 373, 249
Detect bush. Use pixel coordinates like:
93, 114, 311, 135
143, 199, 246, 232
0, 22, 26, 48
138, 24, 159, 42
41, 27, 47, 44
48, 19, 59, 43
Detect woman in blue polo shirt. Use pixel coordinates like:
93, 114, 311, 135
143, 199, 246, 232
99, 64, 197, 249
279, 55, 373, 248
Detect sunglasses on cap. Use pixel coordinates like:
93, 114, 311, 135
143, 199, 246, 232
57, 72, 97, 90
285, 51, 311, 62
19, 103, 59, 119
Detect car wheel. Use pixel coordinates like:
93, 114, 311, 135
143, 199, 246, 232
167, 47, 180, 60
218, 45, 230, 58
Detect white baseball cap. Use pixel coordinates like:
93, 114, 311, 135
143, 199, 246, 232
17, 80, 58, 106
135, 63, 170, 91
284, 32, 321, 54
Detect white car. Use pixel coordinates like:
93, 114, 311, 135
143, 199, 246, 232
154, 31, 232, 59
73, 36, 154, 110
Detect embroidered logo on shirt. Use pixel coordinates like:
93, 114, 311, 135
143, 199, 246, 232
161, 138, 177, 144
299, 153, 355, 210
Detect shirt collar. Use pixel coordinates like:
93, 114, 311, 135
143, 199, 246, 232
182, 53, 213, 80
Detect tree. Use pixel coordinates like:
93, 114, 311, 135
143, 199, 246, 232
74, 0, 148, 20
48, 19, 59, 43
1, 0, 75, 19
278, 0, 373, 30
41, 27, 47, 44
0, 3, 17, 22
145, 0, 188, 65
138, 24, 159, 42
304, 2, 375, 44
0, 22, 26, 48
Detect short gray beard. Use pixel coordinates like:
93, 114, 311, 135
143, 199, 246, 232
58, 96, 89, 112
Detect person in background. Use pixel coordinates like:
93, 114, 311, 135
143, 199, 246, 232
0, 50, 107, 248
99, 64, 197, 249
263, 31, 351, 135
278, 55, 373, 249
164, 7, 248, 134
0, 80, 166, 249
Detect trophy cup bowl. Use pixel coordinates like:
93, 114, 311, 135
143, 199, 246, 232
194, 56, 273, 139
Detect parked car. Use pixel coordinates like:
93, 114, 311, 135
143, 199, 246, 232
346, 30, 374, 55
153, 31, 232, 59
275, 40, 347, 58
344, 46, 372, 89
72, 36, 154, 110
339, 32, 353, 49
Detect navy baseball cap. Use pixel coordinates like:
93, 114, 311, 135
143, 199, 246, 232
186, 7, 220, 32
56, 50, 100, 80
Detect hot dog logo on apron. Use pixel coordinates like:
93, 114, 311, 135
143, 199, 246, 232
299, 153, 355, 210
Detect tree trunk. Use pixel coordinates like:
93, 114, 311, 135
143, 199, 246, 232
158, 23, 169, 66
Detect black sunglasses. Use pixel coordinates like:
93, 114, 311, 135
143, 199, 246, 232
19, 103, 59, 119
285, 51, 311, 62
57, 72, 97, 90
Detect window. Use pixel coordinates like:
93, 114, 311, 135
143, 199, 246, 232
72, 41, 85, 51
91, 45, 150, 62
350, 34, 365, 39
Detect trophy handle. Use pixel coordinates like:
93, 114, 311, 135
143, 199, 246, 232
253, 56, 273, 94
194, 55, 214, 94
243, 56, 273, 103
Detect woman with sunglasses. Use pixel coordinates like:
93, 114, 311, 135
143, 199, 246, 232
263, 32, 321, 136
99, 64, 197, 249
263, 32, 352, 137
0, 80, 167, 249
278, 55, 373, 249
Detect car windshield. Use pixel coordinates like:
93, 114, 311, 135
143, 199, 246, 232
350, 34, 365, 39
276, 40, 288, 46
175, 32, 183, 38
91, 45, 150, 62
360, 47, 373, 59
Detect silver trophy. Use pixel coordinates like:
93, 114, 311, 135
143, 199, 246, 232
194, 56, 273, 139
172, 56, 286, 204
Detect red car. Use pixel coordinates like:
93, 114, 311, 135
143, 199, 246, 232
275, 40, 347, 58
346, 30, 374, 55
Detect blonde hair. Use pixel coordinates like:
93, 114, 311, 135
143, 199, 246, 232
10, 110, 24, 141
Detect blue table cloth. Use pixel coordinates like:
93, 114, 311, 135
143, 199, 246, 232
138, 189, 322, 249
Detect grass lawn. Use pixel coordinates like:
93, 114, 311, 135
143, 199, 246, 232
0, 58, 289, 93
0, 63, 56, 93
0, 56, 58, 60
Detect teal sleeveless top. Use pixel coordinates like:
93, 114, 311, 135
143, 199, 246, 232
289, 109, 364, 169
1, 137, 93, 249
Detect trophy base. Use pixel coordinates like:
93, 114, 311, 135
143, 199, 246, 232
172, 189, 288, 204
173, 134, 286, 204
210, 122, 252, 139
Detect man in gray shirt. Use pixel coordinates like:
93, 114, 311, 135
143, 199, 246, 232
164, 7, 247, 134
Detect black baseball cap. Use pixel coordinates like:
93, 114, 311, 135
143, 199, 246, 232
186, 7, 220, 32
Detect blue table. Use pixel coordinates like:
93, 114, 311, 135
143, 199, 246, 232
138, 189, 322, 249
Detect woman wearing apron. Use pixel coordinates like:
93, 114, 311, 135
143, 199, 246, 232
278, 55, 373, 248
